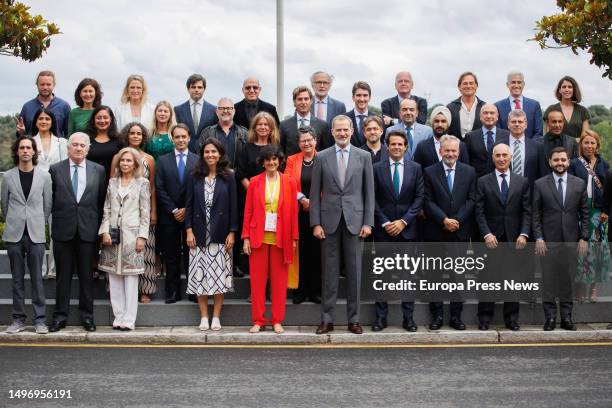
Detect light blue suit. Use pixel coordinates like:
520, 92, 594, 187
495, 96, 543, 139
385, 122, 433, 160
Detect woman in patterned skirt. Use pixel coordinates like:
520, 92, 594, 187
185, 138, 237, 331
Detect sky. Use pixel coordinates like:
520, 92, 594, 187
1, 0, 610, 118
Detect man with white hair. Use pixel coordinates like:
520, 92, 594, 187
310, 71, 346, 125
494, 71, 543, 139
381, 71, 428, 125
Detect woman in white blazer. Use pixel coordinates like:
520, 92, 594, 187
115, 74, 154, 130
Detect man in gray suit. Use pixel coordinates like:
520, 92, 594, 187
48, 132, 106, 332
310, 71, 346, 125
533, 146, 589, 331
310, 115, 375, 334
2, 136, 52, 334
385, 98, 433, 160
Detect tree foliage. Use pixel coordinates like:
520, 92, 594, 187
0, 0, 61, 62
533, 0, 612, 80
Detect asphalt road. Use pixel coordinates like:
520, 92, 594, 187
1, 344, 611, 408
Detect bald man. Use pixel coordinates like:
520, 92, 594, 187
233, 77, 280, 129
464, 104, 510, 178
381, 71, 428, 125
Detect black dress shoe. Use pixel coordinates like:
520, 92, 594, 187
543, 318, 556, 331
560, 319, 577, 331
188, 294, 197, 303
233, 268, 245, 278
371, 318, 388, 332
82, 319, 96, 332
308, 295, 322, 304
429, 316, 443, 330
165, 291, 177, 304
348, 322, 363, 334
478, 322, 489, 331
112, 326, 121, 330
316, 322, 333, 334
292, 293, 307, 304
402, 319, 418, 332
505, 322, 520, 331
449, 318, 466, 330
49, 320, 66, 332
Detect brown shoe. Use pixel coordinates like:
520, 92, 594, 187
348, 322, 363, 334
315, 322, 334, 334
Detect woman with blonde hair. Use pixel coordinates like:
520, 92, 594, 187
145, 100, 177, 160
115, 74, 155, 130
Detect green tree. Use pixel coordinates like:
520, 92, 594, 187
588, 105, 612, 125
595, 119, 612, 163
533, 0, 612, 80
0, 0, 60, 62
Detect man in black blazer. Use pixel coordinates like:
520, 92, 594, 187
424, 135, 477, 330
536, 109, 579, 173
156, 124, 199, 303
475, 144, 531, 331
532, 147, 589, 331
233, 77, 280, 129
280, 86, 330, 156
49, 132, 106, 332
507, 109, 547, 188
346, 81, 377, 147
360, 116, 389, 164
464, 104, 510, 178
372, 130, 423, 332
381, 71, 428, 125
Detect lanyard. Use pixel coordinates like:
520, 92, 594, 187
265, 174, 279, 213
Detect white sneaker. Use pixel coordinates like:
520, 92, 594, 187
5, 321, 26, 334
199, 317, 209, 331
35, 323, 49, 334
211, 317, 222, 331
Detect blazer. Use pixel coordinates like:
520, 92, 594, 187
197, 123, 248, 168
155, 150, 198, 225
495, 96, 543, 139
33, 134, 68, 171
385, 122, 433, 159
174, 99, 218, 153
114, 102, 155, 131
49, 159, 107, 242
447, 97, 486, 138
508, 136, 547, 188
569, 156, 609, 210
373, 159, 424, 241
345, 109, 378, 147
423, 161, 477, 241
310, 145, 375, 235
280, 115, 331, 156
310, 96, 346, 125
536, 133, 579, 174
532, 173, 589, 242
381, 94, 428, 125
185, 172, 238, 246
475, 171, 531, 241
464, 127, 510, 177
234, 98, 280, 129
241, 172, 299, 264
1, 167, 52, 243
413, 137, 470, 170
285, 152, 317, 195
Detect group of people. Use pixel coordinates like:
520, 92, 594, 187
3, 68, 610, 336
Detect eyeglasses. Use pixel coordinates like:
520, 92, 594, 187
244, 86, 260, 90
313, 81, 330, 86
218, 107, 234, 111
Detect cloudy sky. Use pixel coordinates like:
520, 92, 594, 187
1, 0, 610, 118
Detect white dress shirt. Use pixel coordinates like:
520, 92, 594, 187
459, 99, 477, 138
296, 112, 312, 128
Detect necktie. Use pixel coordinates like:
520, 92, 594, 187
557, 178, 564, 206
446, 168, 453, 192
178, 153, 186, 184
486, 130, 494, 153
71, 164, 79, 197
500, 173, 509, 204
192, 102, 200, 131
514, 99, 521, 110
392, 162, 401, 197
406, 126, 414, 154
512, 140, 523, 176
357, 114, 366, 139
338, 149, 346, 188
316, 101, 324, 120
299, 118, 306, 128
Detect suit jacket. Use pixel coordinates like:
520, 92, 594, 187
234, 98, 280, 129
49, 159, 106, 242
241, 172, 299, 264
508, 136, 547, 188
280, 115, 331, 156
475, 171, 531, 241
373, 159, 424, 240
495, 96, 543, 139
536, 133, 579, 174
385, 122, 433, 160
185, 172, 238, 246
310, 145, 375, 235
447, 97, 486, 138
155, 150, 198, 225
346, 109, 377, 147
423, 161, 477, 241
381, 94, 428, 125
310, 96, 346, 125
174, 99, 218, 153
464, 127, 510, 177
1, 167, 52, 243
532, 173, 589, 242
413, 137, 470, 170
569, 156, 609, 210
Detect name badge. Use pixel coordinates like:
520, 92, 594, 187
265, 212, 277, 232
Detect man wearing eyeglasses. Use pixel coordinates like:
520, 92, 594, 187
233, 77, 280, 130
310, 71, 346, 126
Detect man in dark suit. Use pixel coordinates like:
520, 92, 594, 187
494, 71, 543, 139
423, 135, 477, 331
346, 81, 377, 147
464, 104, 510, 178
533, 147, 589, 331
371, 130, 424, 332
48, 132, 106, 332
174, 74, 218, 153
413, 106, 470, 169
536, 109, 579, 173
507, 109, 547, 187
280, 86, 330, 156
156, 124, 199, 303
381, 71, 428, 126
475, 143, 531, 331
360, 116, 388, 164
310, 71, 346, 125
233, 77, 280, 129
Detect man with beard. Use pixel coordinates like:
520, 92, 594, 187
233, 77, 280, 129
310, 71, 346, 125
360, 116, 388, 164
537, 109, 579, 172
385, 98, 433, 160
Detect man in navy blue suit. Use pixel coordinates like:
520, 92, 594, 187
464, 104, 510, 178
346, 81, 377, 147
381, 71, 428, 126
371, 130, 424, 332
174, 74, 218, 153
310, 71, 346, 125
494, 71, 543, 139
507, 109, 547, 188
